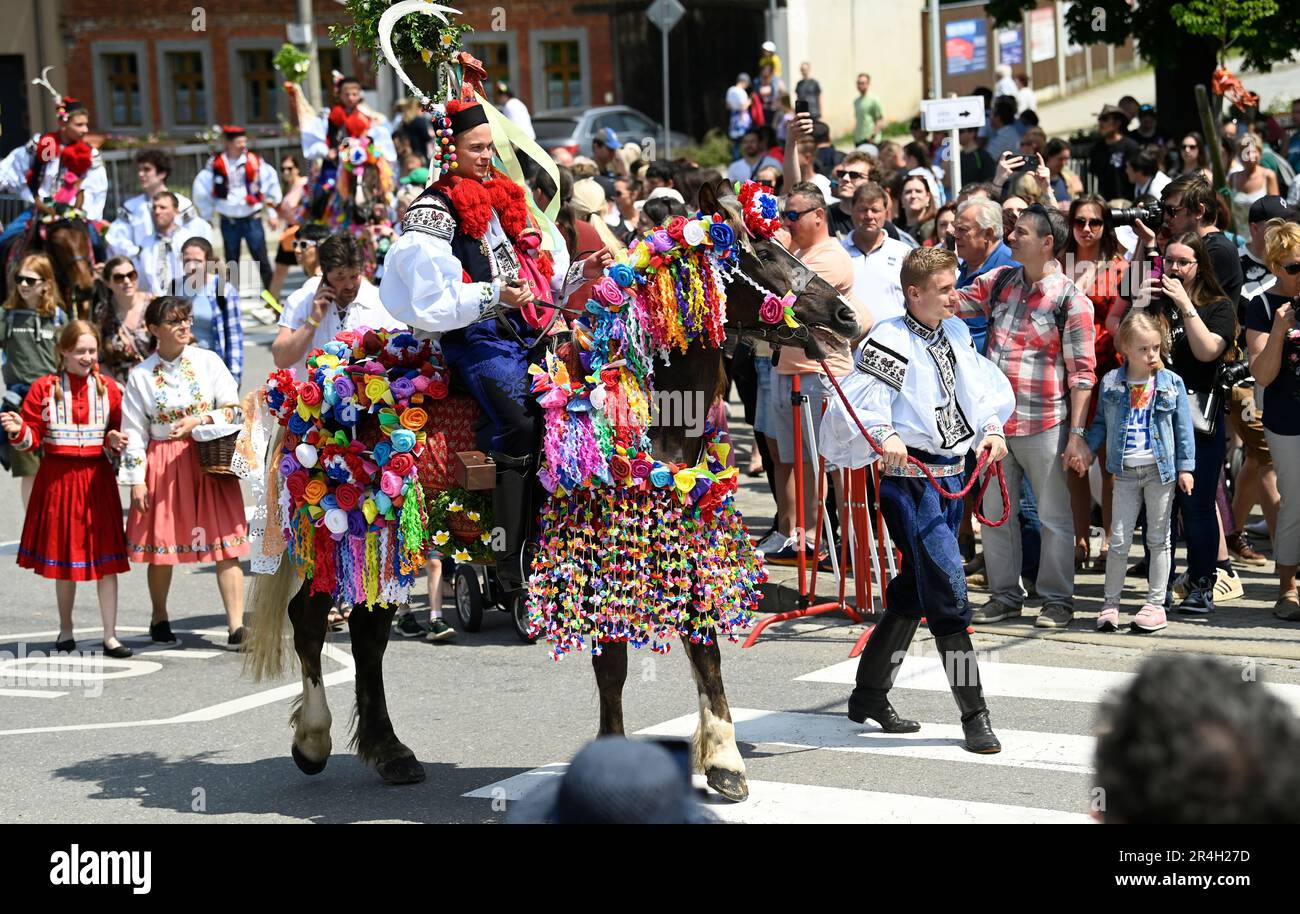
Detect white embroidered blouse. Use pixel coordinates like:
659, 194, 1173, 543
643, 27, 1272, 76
118, 345, 242, 486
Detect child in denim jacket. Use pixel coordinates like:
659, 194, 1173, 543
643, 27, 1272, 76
1073, 310, 1196, 633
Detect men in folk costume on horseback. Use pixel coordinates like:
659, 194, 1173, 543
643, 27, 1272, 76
192, 126, 283, 292
380, 94, 613, 592
819, 247, 1014, 754
0, 83, 108, 266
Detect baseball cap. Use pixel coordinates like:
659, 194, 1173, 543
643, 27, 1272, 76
594, 127, 623, 150
1248, 195, 1292, 224
762, 41, 776, 53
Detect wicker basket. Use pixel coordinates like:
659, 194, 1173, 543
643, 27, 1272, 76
195, 430, 240, 476
448, 513, 485, 544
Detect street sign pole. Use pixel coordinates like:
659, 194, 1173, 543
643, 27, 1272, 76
647, 0, 685, 161
662, 27, 671, 159
950, 128, 961, 200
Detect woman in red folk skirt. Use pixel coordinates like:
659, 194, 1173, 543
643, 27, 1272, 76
1, 321, 133, 657
119, 297, 249, 650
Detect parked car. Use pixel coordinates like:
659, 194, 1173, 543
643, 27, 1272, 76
531, 106, 692, 159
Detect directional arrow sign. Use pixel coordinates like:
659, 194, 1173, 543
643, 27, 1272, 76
921, 96, 986, 133
647, 0, 686, 32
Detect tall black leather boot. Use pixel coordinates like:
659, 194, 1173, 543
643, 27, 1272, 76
490, 453, 532, 593
847, 612, 921, 732
934, 630, 1001, 754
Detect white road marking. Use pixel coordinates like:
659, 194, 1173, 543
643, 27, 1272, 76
0, 688, 67, 699
636, 708, 1095, 774
797, 654, 1300, 713
464, 766, 1090, 824
0, 643, 355, 736
0, 655, 163, 683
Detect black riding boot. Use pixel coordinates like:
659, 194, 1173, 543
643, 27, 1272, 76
934, 630, 1001, 754
847, 612, 921, 732
490, 452, 533, 593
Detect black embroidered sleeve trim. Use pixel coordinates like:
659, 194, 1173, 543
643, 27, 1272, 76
855, 339, 909, 391
402, 202, 456, 242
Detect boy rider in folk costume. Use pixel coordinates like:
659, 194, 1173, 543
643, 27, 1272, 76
0, 95, 108, 259
380, 96, 612, 591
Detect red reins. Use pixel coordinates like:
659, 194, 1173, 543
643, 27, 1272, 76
818, 360, 1012, 527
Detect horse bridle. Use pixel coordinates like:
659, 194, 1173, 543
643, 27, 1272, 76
717, 240, 827, 349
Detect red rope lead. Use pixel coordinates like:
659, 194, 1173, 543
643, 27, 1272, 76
818, 360, 1012, 527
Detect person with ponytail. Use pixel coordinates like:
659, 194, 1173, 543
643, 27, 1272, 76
1, 321, 132, 657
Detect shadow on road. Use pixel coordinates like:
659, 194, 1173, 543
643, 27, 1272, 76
52, 751, 529, 824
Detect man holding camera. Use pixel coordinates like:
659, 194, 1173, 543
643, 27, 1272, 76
1134, 173, 1244, 304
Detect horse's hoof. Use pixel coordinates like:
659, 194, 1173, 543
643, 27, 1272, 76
706, 766, 748, 802
292, 742, 328, 776
375, 753, 426, 786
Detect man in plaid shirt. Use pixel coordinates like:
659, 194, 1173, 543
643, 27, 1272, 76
956, 204, 1096, 629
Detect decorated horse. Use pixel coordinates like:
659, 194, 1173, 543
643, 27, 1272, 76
244, 178, 857, 793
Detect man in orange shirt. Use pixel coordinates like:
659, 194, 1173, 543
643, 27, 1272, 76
761, 182, 872, 565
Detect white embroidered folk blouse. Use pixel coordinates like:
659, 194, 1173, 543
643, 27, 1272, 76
118, 345, 242, 486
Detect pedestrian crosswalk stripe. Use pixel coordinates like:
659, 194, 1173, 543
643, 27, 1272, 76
636, 708, 1094, 774
463, 766, 1091, 823
797, 654, 1300, 713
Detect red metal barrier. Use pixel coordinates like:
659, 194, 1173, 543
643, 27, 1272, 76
743, 373, 876, 648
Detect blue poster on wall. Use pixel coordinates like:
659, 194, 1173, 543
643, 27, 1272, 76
998, 27, 1024, 66
945, 19, 988, 76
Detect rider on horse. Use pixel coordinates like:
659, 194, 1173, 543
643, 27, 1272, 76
379, 95, 612, 591
300, 74, 399, 170
0, 92, 108, 271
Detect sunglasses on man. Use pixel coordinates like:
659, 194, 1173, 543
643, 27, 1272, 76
783, 207, 820, 222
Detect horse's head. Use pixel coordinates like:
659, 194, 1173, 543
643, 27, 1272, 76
699, 180, 861, 360
42, 215, 96, 318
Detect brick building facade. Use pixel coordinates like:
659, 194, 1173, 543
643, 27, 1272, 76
57, 0, 616, 140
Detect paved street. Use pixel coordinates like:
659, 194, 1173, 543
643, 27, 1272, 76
2, 308, 1298, 824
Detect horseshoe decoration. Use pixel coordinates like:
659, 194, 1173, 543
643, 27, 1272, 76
377, 1, 461, 108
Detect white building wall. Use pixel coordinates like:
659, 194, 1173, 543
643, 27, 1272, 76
785, 0, 926, 144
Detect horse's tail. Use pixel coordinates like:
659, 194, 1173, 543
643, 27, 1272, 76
244, 557, 302, 682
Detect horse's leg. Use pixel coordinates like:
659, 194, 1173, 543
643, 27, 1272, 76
287, 579, 333, 774
682, 633, 749, 802
591, 641, 629, 736
347, 601, 425, 785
